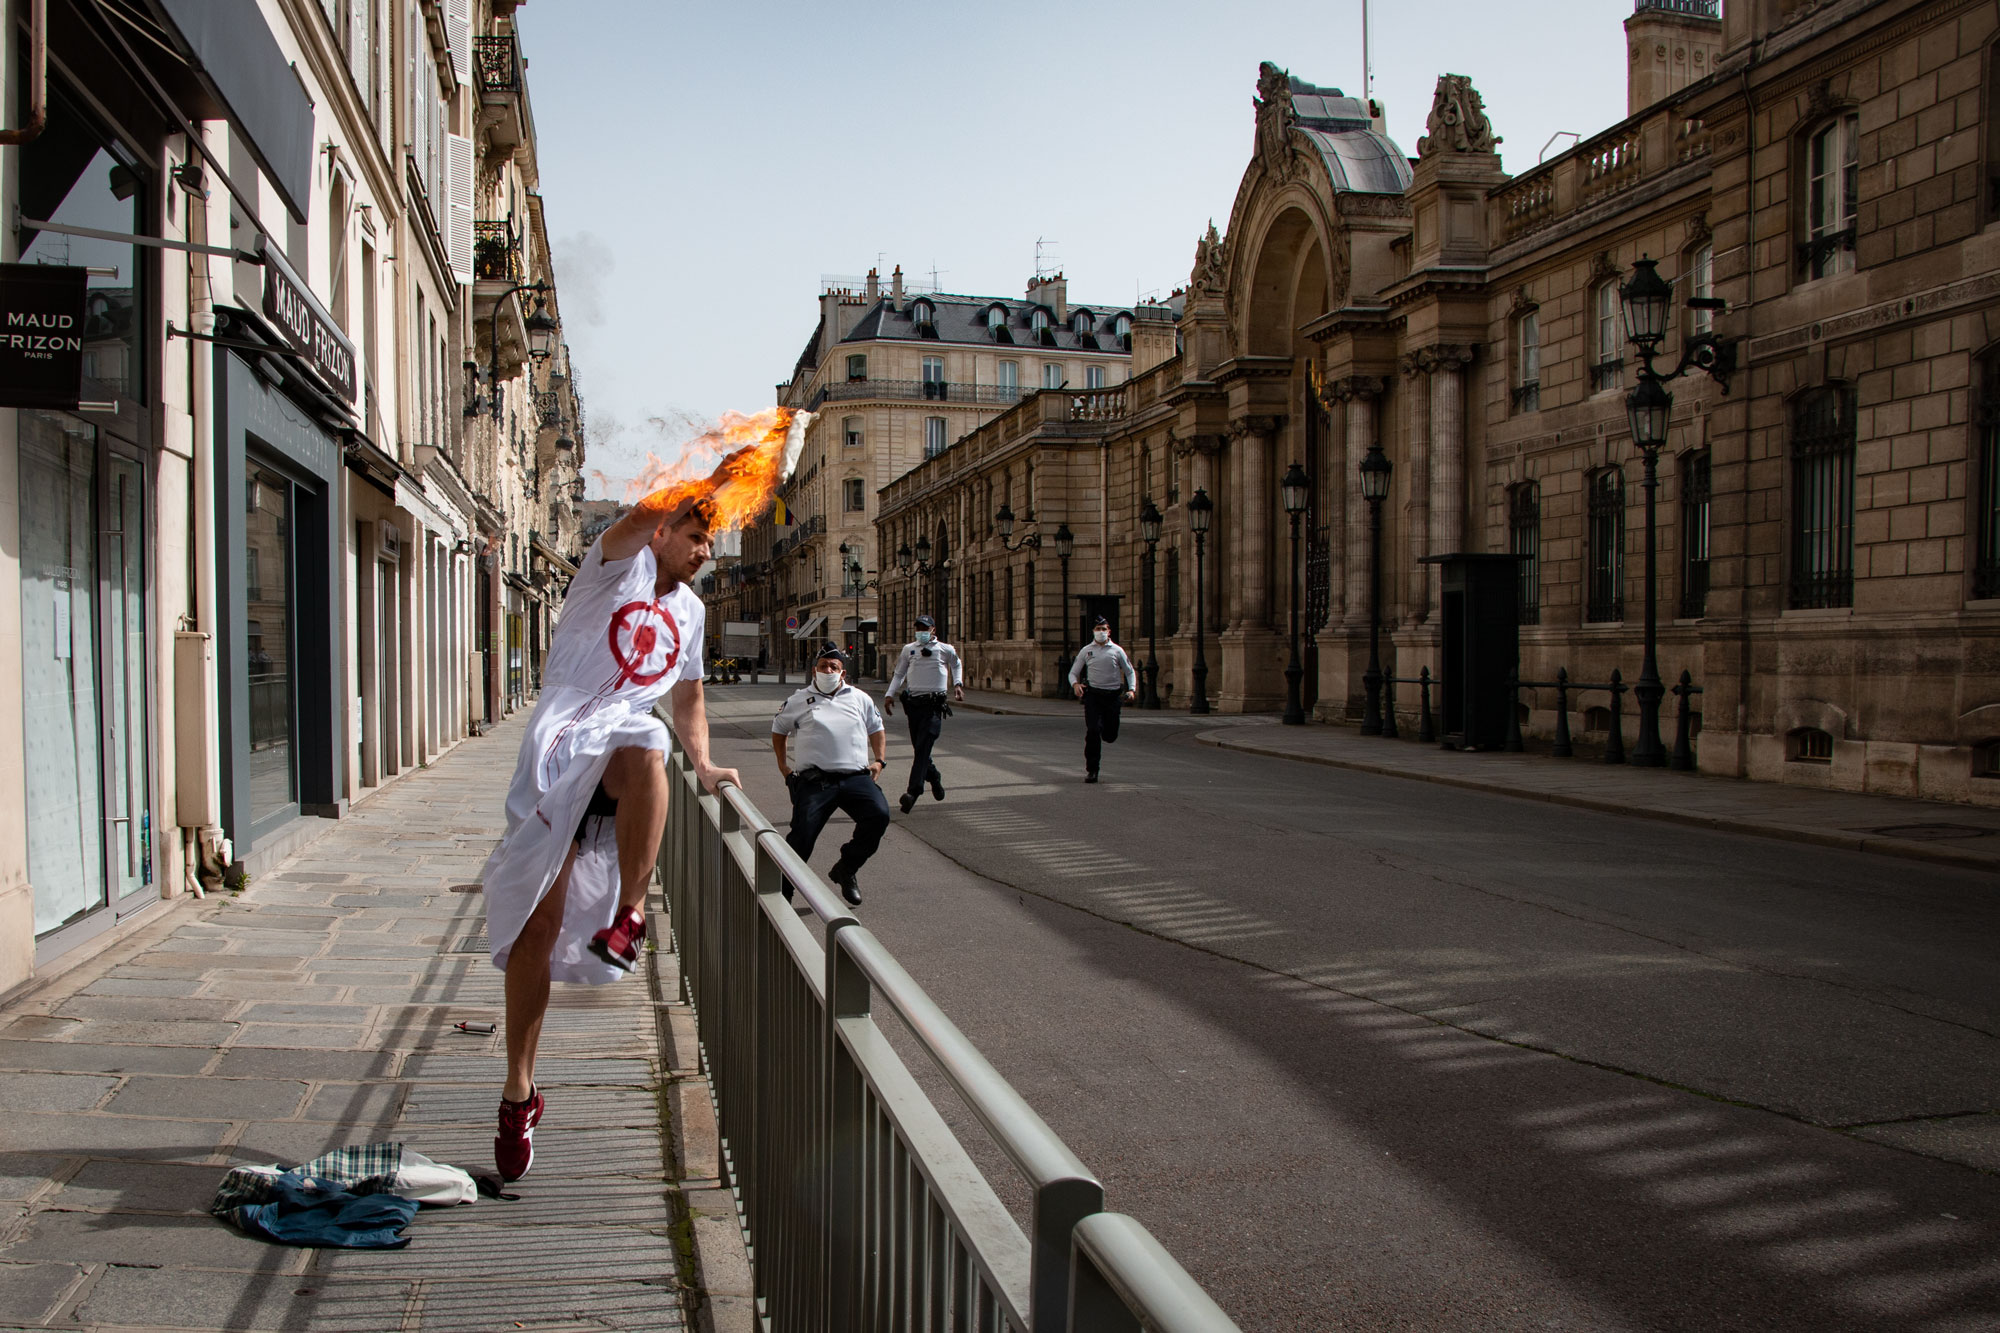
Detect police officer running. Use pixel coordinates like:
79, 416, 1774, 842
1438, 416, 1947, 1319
770, 643, 889, 905
1068, 616, 1136, 783
883, 614, 964, 815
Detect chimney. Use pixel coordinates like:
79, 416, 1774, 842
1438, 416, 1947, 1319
1025, 273, 1068, 321
865, 267, 879, 304
890, 264, 904, 312
1624, 0, 1722, 116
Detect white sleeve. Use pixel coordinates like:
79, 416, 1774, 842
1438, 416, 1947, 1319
677, 606, 707, 684
1068, 649, 1087, 685
771, 693, 806, 736
946, 645, 963, 687
1119, 647, 1137, 691
862, 695, 885, 734
887, 646, 911, 698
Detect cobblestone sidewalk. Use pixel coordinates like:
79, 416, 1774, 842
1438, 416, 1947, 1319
0, 718, 690, 1332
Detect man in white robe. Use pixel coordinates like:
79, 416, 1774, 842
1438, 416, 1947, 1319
479, 492, 739, 1180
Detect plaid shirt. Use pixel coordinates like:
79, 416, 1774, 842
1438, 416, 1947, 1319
211, 1141, 407, 1216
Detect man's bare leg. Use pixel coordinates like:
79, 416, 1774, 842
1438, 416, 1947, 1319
502, 845, 574, 1104
600, 746, 670, 913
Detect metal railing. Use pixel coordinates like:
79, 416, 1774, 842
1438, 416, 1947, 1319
474, 220, 523, 282
808, 378, 1032, 411
472, 34, 521, 94
659, 729, 1240, 1331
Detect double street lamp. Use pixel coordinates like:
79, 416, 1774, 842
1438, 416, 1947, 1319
1281, 462, 1310, 725
1358, 441, 1393, 735
1187, 488, 1213, 714
1139, 499, 1162, 708
1618, 257, 1733, 766
837, 541, 880, 674
1052, 522, 1075, 694
469, 283, 558, 418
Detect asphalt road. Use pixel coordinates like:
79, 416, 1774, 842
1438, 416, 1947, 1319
699, 683, 2000, 1332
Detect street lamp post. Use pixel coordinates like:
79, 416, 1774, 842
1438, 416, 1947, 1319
1619, 256, 1734, 767
1187, 489, 1212, 714
1280, 462, 1310, 725
837, 542, 880, 676
1358, 442, 1392, 735
471, 284, 557, 418
1053, 523, 1075, 696
1139, 499, 1163, 709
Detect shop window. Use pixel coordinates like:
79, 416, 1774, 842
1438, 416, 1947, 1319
1788, 386, 1856, 609
1586, 468, 1625, 623
1510, 481, 1540, 625
1513, 310, 1541, 413
244, 463, 299, 825
1801, 114, 1858, 279
1790, 728, 1834, 762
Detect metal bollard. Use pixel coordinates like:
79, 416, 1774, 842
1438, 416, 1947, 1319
1417, 668, 1436, 744
1605, 668, 1627, 765
1505, 670, 1524, 752
1553, 667, 1573, 758
1671, 670, 1696, 772
1382, 673, 1399, 740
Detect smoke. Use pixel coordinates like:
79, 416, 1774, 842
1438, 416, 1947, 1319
551, 231, 615, 328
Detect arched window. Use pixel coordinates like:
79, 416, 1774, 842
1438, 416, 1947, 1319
987, 305, 1006, 331
1788, 385, 1856, 609
1586, 468, 1625, 622
1072, 310, 1094, 335
1514, 310, 1541, 412
1030, 308, 1050, 334
1113, 314, 1132, 340
1802, 114, 1858, 280
1590, 282, 1623, 391
910, 299, 935, 325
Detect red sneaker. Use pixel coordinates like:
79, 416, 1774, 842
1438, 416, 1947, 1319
589, 905, 646, 972
494, 1086, 544, 1182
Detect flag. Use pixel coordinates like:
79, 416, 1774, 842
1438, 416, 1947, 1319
771, 497, 793, 526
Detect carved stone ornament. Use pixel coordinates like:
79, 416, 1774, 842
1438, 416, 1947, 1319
1310, 365, 1384, 408
1590, 251, 1621, 284
1254, 60, 1298, 182
1190, 221, 1230, 298
1686, 209, 1711, 246
1508, 285, 1539, 316
1416, 74, 1499, 158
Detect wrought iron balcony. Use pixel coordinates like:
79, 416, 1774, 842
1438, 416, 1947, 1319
805, 378, 1031, 411
473, 35, 520, 93
474, 221, 523, 282
473, 35, 529, 156
536, 390, 563, 429
1511, 381, 1541, 413
1635, 0, 1717, 14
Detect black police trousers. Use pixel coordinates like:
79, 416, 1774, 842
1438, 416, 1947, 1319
1082, 687, 1124, 774
785, 770, 891, 879
903, 698, 946, 797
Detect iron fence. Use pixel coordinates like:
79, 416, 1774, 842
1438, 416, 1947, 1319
659, 728, 1240, 1332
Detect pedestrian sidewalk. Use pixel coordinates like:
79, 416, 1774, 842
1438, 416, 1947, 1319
0, 717, 721, 1332
1200, 721, 2000, 873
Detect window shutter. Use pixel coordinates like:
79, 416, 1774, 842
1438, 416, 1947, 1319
446, 131, 475, 286
446, 0, 471, 87
348, 0, 370, 94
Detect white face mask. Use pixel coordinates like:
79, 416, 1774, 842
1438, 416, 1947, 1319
1093, 629, 1109, 644
813, 670, 843, 693
915, 631, 933, 646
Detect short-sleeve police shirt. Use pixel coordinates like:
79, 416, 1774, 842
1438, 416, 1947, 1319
770, 683, 884, 772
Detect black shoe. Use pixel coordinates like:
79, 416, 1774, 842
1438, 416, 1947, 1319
929, 778, 945, 801
832, 869, 862, 906
1085, 772, 1099, 784
899, 792, 916, 814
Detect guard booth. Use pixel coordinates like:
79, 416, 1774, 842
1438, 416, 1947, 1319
1419, 554, 1520, 751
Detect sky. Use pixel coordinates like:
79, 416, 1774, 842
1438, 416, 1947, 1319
514, 0, 1633, 497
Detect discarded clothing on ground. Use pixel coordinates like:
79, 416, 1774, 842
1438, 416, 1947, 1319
211, 1141, 478, 1247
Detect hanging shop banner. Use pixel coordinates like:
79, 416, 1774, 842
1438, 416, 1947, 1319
0, 264, 88, 409
259, 237, 357, 405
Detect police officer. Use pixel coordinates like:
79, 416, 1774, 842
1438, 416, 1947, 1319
1068, 616, 1136, 783
883, 614, 964, 815
770, 643, 889, 905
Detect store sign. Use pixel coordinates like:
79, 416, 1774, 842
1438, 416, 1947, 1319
259, 239, 357, 405
0, 264, 88, 409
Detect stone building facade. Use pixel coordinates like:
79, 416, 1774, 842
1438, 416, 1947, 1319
876, 0, 2000, 808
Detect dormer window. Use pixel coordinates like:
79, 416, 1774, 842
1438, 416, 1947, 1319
986, 304, 1013, 343
1072, 310, 1093, 336
1030, 309, 1049, 335
1113, 314, 1132, 347
910, 299, 934, 324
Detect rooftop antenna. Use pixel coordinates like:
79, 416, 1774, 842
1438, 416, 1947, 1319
1034, 237, 1061, 281
928, 261, 945, 289
1361, 0, 1372, 104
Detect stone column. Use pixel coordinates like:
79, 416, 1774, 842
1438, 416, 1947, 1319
1222, 430, 1245, 630
1338, 379, 1383, 626
1428, 346, 1473, 565
1401, 351, 1432, 622
1180, 435, 1222, 635
1234, 417, 1277, 628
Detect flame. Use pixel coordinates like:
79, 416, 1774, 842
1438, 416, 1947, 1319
622, 407, 811, 533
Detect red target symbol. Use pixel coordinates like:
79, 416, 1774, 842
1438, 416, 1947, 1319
607, 600, 681, 688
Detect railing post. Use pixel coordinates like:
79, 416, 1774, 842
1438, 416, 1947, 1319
1605, 669, 1627, 765
1504, 670, 1523, 752
1033, 1176, 1107, 1333
826, 926, 870, 1333
1672, 670, 1696, 771
1381, 672, 1399, 740
1553, 668, 1573, 758
1417, 668, 1435, 744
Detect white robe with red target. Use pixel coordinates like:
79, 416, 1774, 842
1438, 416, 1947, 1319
480, 538, 706, 984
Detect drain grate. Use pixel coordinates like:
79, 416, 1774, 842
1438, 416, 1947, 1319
1861, 823, 1996, 842
448, 930, 489, 954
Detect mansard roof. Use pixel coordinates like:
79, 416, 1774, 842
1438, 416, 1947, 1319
840, 292, 1158, 351
1288, 77, 1412, 194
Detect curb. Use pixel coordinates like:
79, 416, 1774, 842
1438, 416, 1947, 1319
1196, 731, 2000, 876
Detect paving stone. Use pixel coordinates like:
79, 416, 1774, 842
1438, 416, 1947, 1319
2, 1112, 231, 1160
106, 1075, 310, 1121
0, 1038, 212, 1075
235, 1002, 377, 1026
81, 977, 209, 998
0, 1260, 82, 1324
211, 1048, 400, 1081
52, 996, 240, 1022
232, 934, 341, 957
193, 960, 313, 976
318, 944, 440, 959
232, 1024, 370, 1050
331, 893, 435, 908
304, 958, 435, 975
74, 1265, 408, 1331
0, 1071, 119, 1112
104, 961, 230, 978
226, 1121, 385, 1165
49, 1159, 226, 1214
301, 1082, 407, 1124
411, 1277, 685, 1331
202, 980, 349, 1002
55, 1020, 240, 1047
0, 1015, 82, 1038
275, 872, 354, 883
209, 913, 341, 931
151, 935, 229, 952
0, 1207, 274, 1267
0, 1153, 72, 1201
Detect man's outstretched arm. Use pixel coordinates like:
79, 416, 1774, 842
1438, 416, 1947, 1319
670, 678, 741, 794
